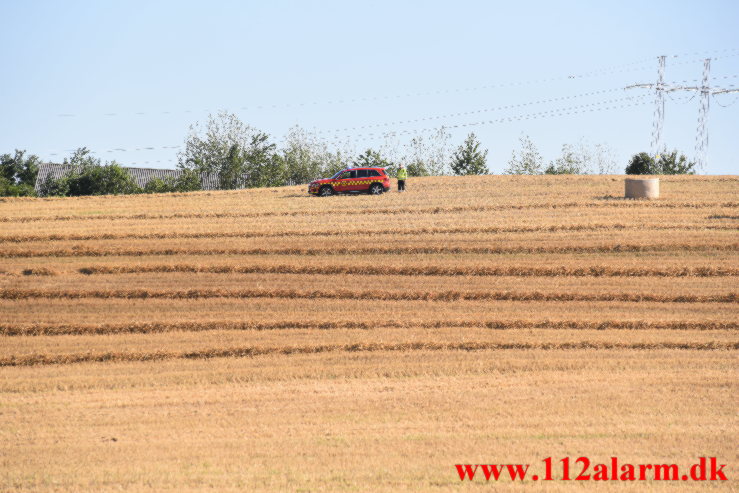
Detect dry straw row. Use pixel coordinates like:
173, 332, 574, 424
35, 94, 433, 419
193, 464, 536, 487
1, 223, 736, 243
2, 243, 737, 258
3, 341, 737, 367
2, 320, 736, 336
77, 263, 739, 277
0, 288, 735, 303
2, 200, 737, 223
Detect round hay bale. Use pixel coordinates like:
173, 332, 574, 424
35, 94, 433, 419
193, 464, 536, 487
625, 178, 659, 199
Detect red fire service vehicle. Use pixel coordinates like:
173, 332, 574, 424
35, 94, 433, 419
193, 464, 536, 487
308, 167, 391, 196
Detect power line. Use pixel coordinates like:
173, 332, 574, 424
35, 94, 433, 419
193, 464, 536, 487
47, 145, 181, 157
78, 95, 693, 168
50, 59, 662, 120
42, 92, 648, 157
126, 98, 657, 165
316, 87, 630, 135
321, 95, 655, 144
664, 74, 739, 85
713, 88, 739, 108
666, 52, 739, 70
47, 50, 738, 120
669, 47, 739, 59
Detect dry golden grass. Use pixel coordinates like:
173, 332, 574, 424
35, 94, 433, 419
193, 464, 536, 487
0, 221, 736, 245
1, 286, 736, 303
3, 251, 738, 278
1, 211, 734, 242
0, 175, 737, 491
1, 350, 736, 491
2, 327, 736, 366
3, 271, 736, 293
3, 319, 734, 337
2, 298, 735, 325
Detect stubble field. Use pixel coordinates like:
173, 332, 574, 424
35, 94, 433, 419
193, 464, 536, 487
0, 175, 737, 491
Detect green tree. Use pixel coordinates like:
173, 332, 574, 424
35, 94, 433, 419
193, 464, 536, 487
405, 159, 430, 177
403, 128, 452, 176
144, 169, 203, 193
657, 150, 696, 174
245, 146, 285, 188
1, 149, 40, 186
280, 126, 326, 185
0, 178, 35, 197
143, 177, 175, 193
591, 142, 618, 174
625, 152, 655, 175
175, 169, 203, 191
349, 148, 396, 175
38, 148, 141, 196
218, 144, 247, 189
179, 111, 282, 189
65, 163, 140, 196
36, 175, 69, 197
450, 133, 488, 175
87, 164, 139, 195
625, 150, 695, 175
352, 149, 394, 169
505, 135, 543, 175
321, 150, 351, 177
545, 143, 588, 175
0, 149, 40, 196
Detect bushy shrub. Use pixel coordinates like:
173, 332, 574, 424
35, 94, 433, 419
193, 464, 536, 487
657, 150, 696, 175
143, 178, 176, 193
545, 144, 588, 175
505, 135, 543, 175
351, 148, 400, 175
405, 160, 430, 177
143, 169, 202, 193
65, 163, 141, 196
352, 149, 394, 169
450, 133, 488, 175
37, 174, 70, 197
626, 151, 695, 175
1, 150, 39, 196
39, 148, 141, 196
175, 169, 203, 191
625, 152, 655, 175
0, 177, 36, 196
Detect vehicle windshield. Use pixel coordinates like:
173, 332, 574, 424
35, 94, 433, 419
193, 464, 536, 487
331, 170, 348, 179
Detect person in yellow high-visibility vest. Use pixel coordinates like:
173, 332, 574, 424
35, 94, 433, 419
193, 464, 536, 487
396, 164, 408, 192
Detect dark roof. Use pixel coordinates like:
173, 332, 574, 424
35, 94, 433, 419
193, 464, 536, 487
35, 163, 224, 192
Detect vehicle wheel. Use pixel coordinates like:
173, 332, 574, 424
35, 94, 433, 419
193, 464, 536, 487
319, 186, 333, 197
369, 183, 383, 195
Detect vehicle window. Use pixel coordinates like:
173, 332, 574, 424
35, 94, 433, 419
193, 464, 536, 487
367, 169, 381, 177
331, 170, 346, 179
356, 169, 369, 178
339, 170, 356, 179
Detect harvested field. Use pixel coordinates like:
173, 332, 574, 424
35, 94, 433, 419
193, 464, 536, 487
1, 175, 737, 491
1, 298, 733, 325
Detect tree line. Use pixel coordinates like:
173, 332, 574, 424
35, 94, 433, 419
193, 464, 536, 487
504, 135, 695, 175
1, 112, 695, 197
176, 112, 489, 189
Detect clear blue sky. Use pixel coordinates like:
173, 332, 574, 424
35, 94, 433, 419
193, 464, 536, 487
1, 0, 737, 174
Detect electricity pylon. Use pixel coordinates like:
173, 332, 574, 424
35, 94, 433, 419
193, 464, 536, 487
626, 55, 667, 158
628, 56, 739, 170
669, 59, 739, 170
